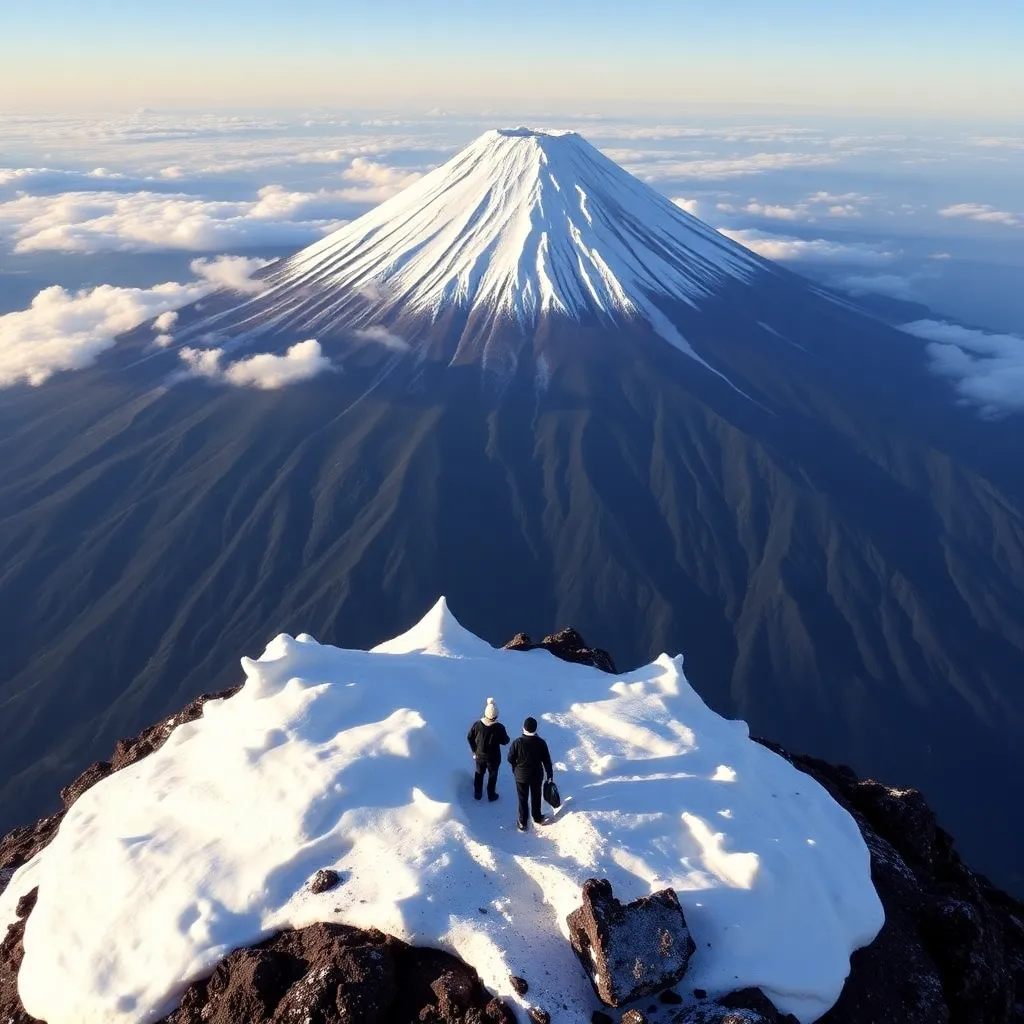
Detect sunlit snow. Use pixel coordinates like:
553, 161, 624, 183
209, 128, 764, 372
0, 598, 882, 1024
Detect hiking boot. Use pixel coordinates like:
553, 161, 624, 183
488, 793, 500, 802
517, 823, 527, 832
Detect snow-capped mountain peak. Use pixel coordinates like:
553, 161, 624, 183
251, 127, 762, 345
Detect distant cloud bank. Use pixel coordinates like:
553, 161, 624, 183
903, 319, 1024, 416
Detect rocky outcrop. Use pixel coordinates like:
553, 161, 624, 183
566, 879, 696, 1007
159, 921, 514, 1024
503, 629, 618, 674
668, 987, 799, 1022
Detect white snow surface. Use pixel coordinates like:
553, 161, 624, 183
238, 128, 763, 363
0, 598, 883, 1024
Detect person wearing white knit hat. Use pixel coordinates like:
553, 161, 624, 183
467, 697, 510, 801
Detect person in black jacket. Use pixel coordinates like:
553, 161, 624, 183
507, 716, 553, 831
467, 697, 510, 801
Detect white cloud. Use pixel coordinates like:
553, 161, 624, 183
671, 197, 701, 216
971, 137, 1024, 150
719, 228, 894, 265
741, 201, 809, 221
630, 152, 837, 182
0, 189, 343, 253
0, 254, 275, 387
0, 157, 425, 255
835, 274, 918, 300
902, 319, 1024, 416
0, 280, 207, 387
190, 255, 273, 294
352, 325, 409, 350
808, 191, 870, 205
928, 252, 952, 260
342, 157, 422, 192
827, 204, 861, 218
939, 203, 1020, 227
179, 339, 333, 389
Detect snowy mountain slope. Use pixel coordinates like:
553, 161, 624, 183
185, 128, 765, 369
0, 599, 883, 1024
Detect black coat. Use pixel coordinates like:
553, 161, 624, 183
467, 719, 510, 765
507, 734, 553, 782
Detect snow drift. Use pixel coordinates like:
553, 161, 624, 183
0, 599, 883, 1023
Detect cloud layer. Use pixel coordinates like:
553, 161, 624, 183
0, 281, 207, 386
939, 203, 1021, 228
0, 256, 273, 387
902, 319, 1024, 415
0, 156, 424, 254
719, 228, 894, 265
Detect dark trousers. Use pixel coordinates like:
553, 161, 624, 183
515, 775, 543, 828
474, 759, 499, 799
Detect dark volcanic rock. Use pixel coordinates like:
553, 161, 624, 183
567, 878, 696, 1007
527, 1009, 550, 1024
620, 1011, 649, 1024
666, 987, 799, 1024
502, 628, 618, 674
0, 909, 38, 1024
484, 997, 517, 1023
509, 975, 529, 995
160, 922, 497, 1024
309, 869, 342, 895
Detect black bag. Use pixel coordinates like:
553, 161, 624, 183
543, 778, 561, 809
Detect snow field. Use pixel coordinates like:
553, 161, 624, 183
210, 128, 764, 375
0, 598, 883, 1023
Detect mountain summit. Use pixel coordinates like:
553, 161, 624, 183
190, 127, 765, 376
275, 128, 758, 324
0, 128, 1022, 900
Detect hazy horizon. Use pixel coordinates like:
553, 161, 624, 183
3, 0, 1022, 116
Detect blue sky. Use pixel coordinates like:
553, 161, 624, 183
3, 0, 1023, 114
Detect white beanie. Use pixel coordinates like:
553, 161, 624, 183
483, 697, 499, 721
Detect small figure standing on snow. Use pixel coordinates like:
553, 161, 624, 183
467, 698, 510, 802
507, 717, 554, 832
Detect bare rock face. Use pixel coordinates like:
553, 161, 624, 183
566, 878, 696, 1007
159, 922, 510, 1024
0, 886, 40, 1023
502, 628, 618, 675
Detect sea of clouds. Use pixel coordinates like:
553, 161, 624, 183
0, 110, 1020, 407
